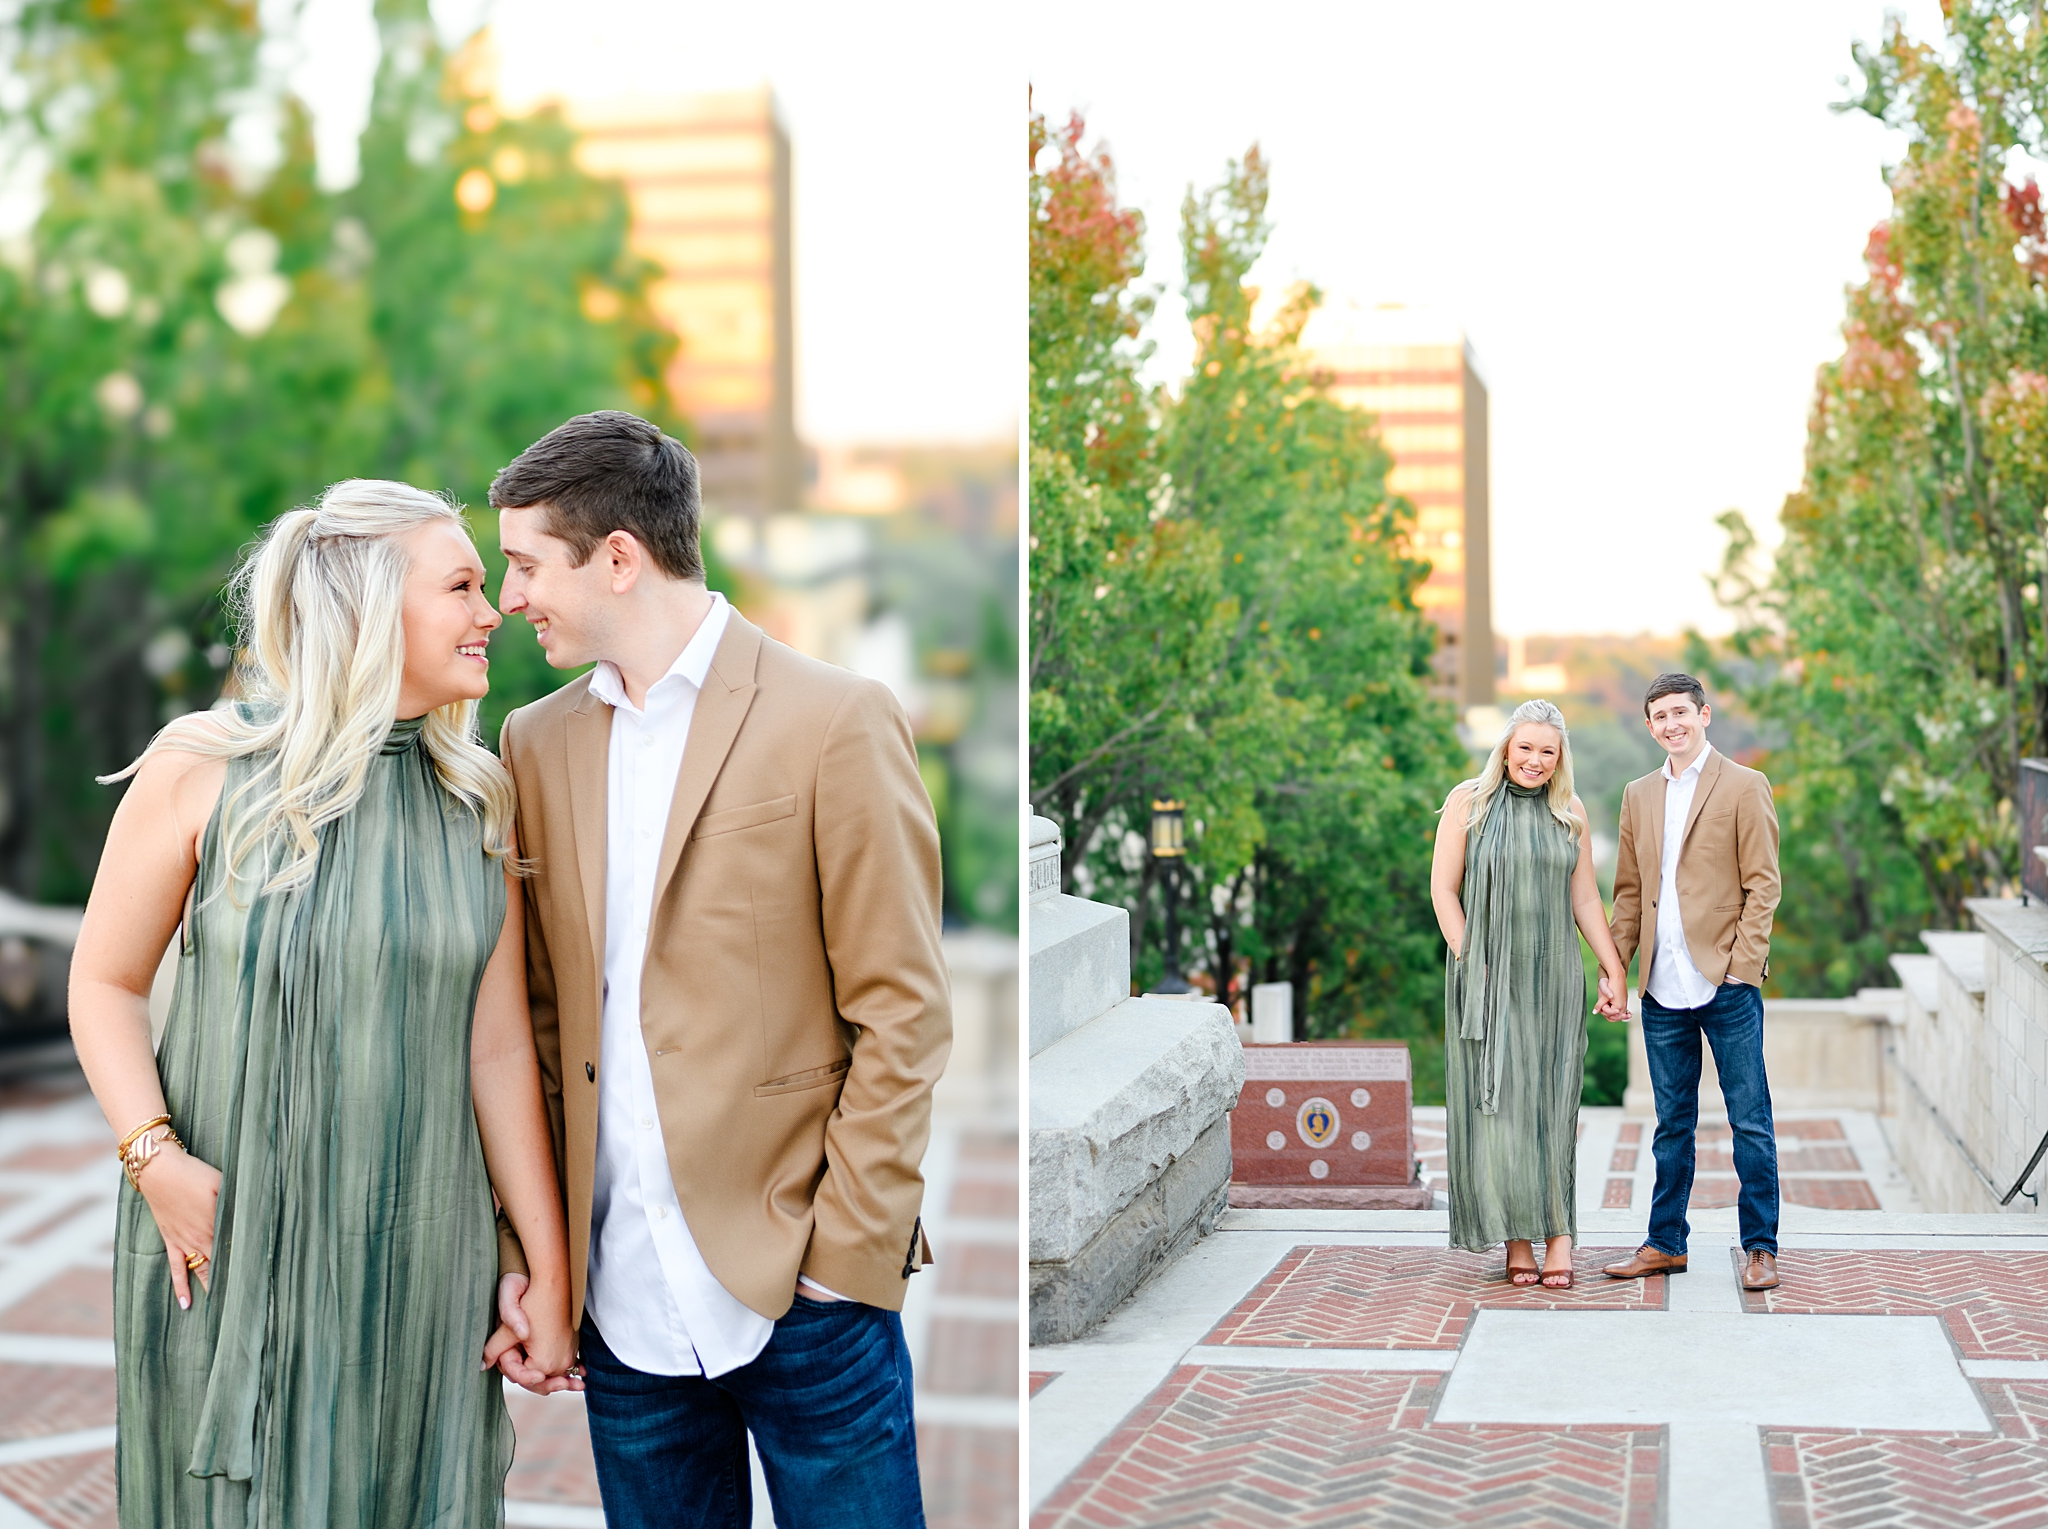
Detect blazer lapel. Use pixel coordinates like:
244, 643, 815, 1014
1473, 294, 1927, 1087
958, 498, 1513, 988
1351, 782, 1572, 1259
650, 615, 764, 913
564, 686, 611, 980
1680, 749, 1725, 847
1643, 769, 1668, 881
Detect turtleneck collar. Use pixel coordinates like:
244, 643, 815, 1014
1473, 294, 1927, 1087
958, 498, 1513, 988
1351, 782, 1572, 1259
382, 715, 427, 755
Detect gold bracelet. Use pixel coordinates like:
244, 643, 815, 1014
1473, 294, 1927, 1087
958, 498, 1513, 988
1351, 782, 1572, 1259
122, 1126, 184, 1193
114, 1114, 172, 1162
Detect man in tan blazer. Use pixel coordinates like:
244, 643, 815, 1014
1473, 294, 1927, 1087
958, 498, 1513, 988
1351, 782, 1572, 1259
481, 411, 950, 1529
1601, 672, 1783, 1293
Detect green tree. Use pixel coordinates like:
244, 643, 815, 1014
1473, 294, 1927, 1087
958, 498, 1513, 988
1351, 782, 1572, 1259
1707, 0, 2048, 991
1028, 108, 1465, 1089
0, 0, 682, 902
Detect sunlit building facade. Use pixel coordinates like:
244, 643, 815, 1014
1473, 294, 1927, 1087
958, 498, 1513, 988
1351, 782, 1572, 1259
570, 88, 800, 518
1299, 303, 1494, 707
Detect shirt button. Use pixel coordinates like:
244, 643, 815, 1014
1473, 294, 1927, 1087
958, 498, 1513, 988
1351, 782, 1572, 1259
655, 1206, 668, 1220
640, 734, 655, 749
639, 826, 653, 839
640, 1117, 654, 1130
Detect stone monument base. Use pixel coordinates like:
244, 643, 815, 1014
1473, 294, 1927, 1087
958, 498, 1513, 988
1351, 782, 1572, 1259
1228, 1182, 1435, 1210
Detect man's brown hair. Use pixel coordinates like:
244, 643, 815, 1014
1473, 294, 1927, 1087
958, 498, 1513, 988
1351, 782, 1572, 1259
488, 410, 704, 581
1643, 671, 1708, 717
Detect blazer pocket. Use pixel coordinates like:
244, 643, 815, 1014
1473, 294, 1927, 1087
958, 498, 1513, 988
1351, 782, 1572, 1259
754, 1057, 851, 1097
693, 794, 798, 840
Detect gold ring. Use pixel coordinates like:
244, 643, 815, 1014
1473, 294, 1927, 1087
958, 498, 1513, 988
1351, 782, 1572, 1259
186, 1251, 209, 1270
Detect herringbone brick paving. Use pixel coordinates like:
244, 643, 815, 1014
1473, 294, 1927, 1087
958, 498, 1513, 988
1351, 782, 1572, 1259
1739, 1251, 2048, 1357
1207, 1246, 1666, 1350
1687, 1176, 1879, 1210
1032, 1368, 1662, 1529
0, 1454, 117, 1529
1696, 1143, 1860, 1172
1766, 1382, 2048, 1528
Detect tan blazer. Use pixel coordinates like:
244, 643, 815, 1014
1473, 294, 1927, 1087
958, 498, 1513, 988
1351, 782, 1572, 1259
1609, 749, 1781, 993
495, 611, 950, 1321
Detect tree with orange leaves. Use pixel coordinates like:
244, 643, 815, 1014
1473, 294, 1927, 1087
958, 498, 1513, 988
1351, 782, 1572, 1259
1707, 0, 2048, 989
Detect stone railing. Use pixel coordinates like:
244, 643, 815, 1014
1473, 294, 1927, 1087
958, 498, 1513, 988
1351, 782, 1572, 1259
1881, 900, 2048, 1215
1026, 814, 1243, 1344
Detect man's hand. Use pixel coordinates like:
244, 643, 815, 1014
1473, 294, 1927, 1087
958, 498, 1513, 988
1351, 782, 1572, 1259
485, 1271, 584, 1394
1595, 973, 1633, 1023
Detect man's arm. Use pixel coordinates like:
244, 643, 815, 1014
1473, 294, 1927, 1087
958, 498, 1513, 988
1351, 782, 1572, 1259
1608, 782, 1642, 978
1728, 770, 1782, 986
805, 679, 952, 1311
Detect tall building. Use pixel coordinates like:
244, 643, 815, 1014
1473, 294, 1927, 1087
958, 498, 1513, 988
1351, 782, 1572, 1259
570, 88, 800, 518
1298, 302, 1494, 708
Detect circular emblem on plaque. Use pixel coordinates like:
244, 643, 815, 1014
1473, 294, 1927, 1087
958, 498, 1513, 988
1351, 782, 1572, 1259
1296, 1097, 1339, 1148
1265, 1131, 1286, 1151
1350, 1088, 1372, 1108
1351, 1131, 1372, 1151
1265, 1088, 1286, 1108
1309, 1159, 1329, 1179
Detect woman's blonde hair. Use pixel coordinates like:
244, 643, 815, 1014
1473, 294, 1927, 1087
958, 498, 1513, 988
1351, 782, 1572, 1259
106, 479, 517, 896
1444, 697, 1580, 841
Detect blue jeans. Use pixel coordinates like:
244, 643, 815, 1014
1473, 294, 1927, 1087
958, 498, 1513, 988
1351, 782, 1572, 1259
1641, 979, 1779, 1256
578, 1300, 925, 1529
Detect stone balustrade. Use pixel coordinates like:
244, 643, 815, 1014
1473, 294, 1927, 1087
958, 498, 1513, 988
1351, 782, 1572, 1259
1026, 813, 1243, 1344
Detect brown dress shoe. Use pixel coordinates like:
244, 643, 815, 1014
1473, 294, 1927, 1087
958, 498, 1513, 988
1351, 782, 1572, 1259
1601, 1244, 1688, 1280
1741, 1249, 1780, 1291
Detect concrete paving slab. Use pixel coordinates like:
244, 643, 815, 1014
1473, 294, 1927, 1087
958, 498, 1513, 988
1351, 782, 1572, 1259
1662, 1237, 1743, 1313
1667, 1423, 1771, 1529
1435, 1309, 1991, 1430
1962, 1358, 2048, 1378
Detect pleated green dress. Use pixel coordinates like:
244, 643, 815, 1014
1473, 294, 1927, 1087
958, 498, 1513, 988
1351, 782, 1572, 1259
1443, 780, 1587, 1252
113, 715, 512, 1527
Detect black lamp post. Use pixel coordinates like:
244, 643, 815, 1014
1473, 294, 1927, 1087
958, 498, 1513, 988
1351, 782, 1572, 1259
1150, 799, 1192, 994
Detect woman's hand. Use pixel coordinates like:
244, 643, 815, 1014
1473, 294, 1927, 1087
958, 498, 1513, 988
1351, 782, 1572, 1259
139, 1144, 222, 1309
1595, 969, 1632, 1022
517, 1272, 576, 1377
484, 1272, 583, 1392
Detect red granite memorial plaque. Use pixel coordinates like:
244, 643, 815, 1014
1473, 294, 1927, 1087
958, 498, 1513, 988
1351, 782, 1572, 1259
1229, 1042, 1426, 1207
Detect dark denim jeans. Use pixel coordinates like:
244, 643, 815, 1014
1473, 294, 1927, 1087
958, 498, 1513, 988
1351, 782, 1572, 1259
1642, 978, 1779, 1257
578, 1299, 925, 1529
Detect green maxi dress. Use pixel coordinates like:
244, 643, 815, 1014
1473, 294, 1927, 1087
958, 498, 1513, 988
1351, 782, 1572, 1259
113, 716, 512, 1527
1443, 780, 1587, 1252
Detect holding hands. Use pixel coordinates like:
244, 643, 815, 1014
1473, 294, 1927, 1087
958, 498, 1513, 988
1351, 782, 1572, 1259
484, 1271, 582, 1392
1594, 970, 1632, 1023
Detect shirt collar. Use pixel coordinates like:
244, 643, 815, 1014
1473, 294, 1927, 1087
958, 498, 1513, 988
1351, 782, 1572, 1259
587, 591, 731, 711
1663, 740, 1714, 785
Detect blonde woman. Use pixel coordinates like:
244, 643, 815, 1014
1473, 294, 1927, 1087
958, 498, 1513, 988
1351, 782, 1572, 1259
68, 482, 575, 1526
1429, 700, 1629, 1289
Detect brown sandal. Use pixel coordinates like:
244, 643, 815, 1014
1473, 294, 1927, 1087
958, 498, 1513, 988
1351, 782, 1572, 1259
1505, 1251, 1540, 1286
1540, 1264, 1574, 1290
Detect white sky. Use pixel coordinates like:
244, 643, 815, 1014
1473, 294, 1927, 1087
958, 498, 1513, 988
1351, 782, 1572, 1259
285, 0, 1019, 448
1030, 1, 1953, 637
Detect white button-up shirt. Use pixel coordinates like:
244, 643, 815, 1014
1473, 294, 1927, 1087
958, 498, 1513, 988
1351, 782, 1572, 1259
583, 592, 775, 1378
1646, 742, 1723, 1010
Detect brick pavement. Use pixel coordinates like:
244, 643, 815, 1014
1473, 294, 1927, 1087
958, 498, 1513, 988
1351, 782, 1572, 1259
1207, 1245, 1667, 1350
1032, 1368, 1662, 1529
1036, 1104, 2045, 1527
1767, 1382, 2048, 1528
1739, 1249, 2048, 1358
0, 1076, 1018, 1529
